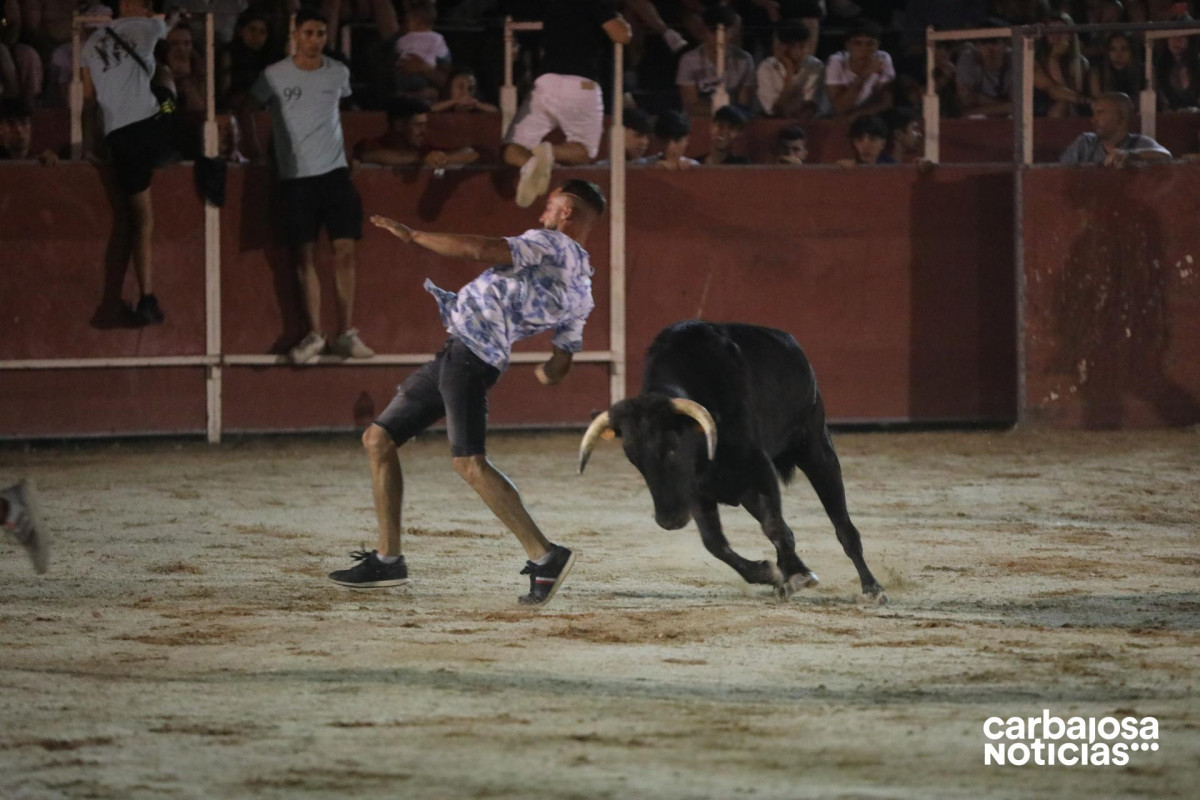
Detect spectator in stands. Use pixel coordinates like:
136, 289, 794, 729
31, 0, 112, 107
1033, 12, 1090, 117
355, 95, 479, 167
1081, 0, 1128, 60
826, 18, 895, 119
218, 9, 280, 111
392, 0, 449, 102
1060, 91, 1172, 165
1089, 31, 1144, 99
81, 0, 180, 327
757, 19, 830, 119
676, 5, 756, 116
319, 0, 398, 57
649, 108, 699, 169
0, 97, 58, 162
241, 7, 374, 364
882, 105, 923, 163
594, 106, 653, 164
702, 103, 750, 164
1, 0, 42, 108
774, 124, 808, 164
502, 1, 631, 208
836, 113, 894, 165
626, 0, 692, 114
956, 34, 1013, 117
1125, 0, 1151, 22
160, 23, 205, 113
1155, 27, 1200, 111
430, 66, 498, 113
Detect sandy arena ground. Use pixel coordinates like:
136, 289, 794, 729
0, 428, 1197, 799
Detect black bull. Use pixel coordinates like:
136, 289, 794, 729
579, 321, 886, 601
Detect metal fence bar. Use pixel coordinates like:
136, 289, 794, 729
609, 42, 627, 406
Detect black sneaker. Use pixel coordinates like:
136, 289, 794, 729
518, 545, 576, 606
135, 294, 165, 326
328, 550, 408, 588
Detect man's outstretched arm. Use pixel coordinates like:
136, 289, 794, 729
371, 216, 512, 264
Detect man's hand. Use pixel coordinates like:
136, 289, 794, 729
424, 150, 449, 169
1104, 148, 1131, 168
371, 215, 415, 242
39, 149, 59, 166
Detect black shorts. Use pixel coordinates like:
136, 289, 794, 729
279, 168, 363, 247
374, 338, 502, 457
106, 115, 174, 195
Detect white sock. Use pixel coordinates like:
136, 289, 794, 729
376, 552, 401, 564
533, 547, 555, 566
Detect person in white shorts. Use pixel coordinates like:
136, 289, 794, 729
502, 0, 630, 207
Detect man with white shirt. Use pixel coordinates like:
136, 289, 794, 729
825, 18, 894, 118
676, 5, 755, 116
336, 179, 607, 606
757, 19, 830, 119
81, 0, 179, 326
243, 8, 374, 364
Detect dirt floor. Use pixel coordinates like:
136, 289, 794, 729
0, 428, 1197, 799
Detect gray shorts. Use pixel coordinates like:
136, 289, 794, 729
373, 338, 501, 457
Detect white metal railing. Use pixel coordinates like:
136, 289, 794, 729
12, 13, 630, 441
925, 20, 1200, 165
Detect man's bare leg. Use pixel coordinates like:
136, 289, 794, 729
363, 425, 402, 556
331, 237, 355, 334
129, 188, 153, 295
502, 143, 532, 168
551, 141, 590, 166
297, 242, 321, 332
453, 455, 551, 560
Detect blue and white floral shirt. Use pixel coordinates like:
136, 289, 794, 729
424, 229, 595, 371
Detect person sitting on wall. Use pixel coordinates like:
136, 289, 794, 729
701, 104, 750, 165
648, 109, 700, 170
0, 98, 60, 164
835, 113, 895, 166
593, 107, 654, 165
956, 28, 1015, 118
825, 18, 895, 119
1060, 91, 1172, 166
430, 66, 499, 114
355, 96, 479, 168
882, 106, 923, 164
756, 19, 830, 120
774, 124, 808, 165
676, 5, 756, 116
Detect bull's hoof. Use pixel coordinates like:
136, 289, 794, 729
856, 586, 888, 606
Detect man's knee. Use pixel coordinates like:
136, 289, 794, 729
363, 424, 396, 460
452, 454, 487, 484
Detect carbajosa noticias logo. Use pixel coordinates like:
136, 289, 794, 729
984, 710, 1159, 766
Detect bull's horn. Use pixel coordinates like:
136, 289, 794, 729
578, 411, 612, 474
670, 398, 717, 461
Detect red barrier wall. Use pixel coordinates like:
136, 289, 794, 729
1021, 164, 1200, 428
1, 161, 1019, 437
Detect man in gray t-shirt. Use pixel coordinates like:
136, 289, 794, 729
242, 8, 371, 364
956, 39, 1014, 118
80, 0, 178, 327
1060, 92, 1172, 166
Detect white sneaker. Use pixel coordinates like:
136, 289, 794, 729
2, 480, 49, 574
330, 329, 375, 359
516, 141, 554, 208
289, 331, 326, 364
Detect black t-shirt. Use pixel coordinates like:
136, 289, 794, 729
538, 0, 619, 82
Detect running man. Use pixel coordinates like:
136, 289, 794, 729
329, 179, 607, 606
2, 480, 49, 574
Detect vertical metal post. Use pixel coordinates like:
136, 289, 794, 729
1016, 27, 1035, 166
923, 26, 940, 163
69, 18, 84, 159
203, 13, 223, 443
712, 24, 729, 111
609, 42, 626, 406
1141, 35, 1157, 139
501, 17, 518, 134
